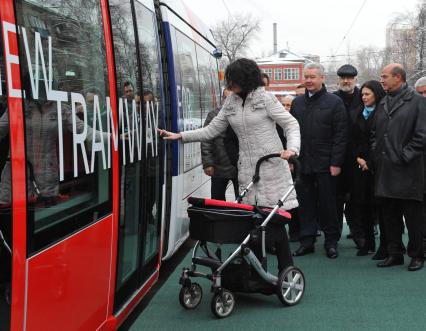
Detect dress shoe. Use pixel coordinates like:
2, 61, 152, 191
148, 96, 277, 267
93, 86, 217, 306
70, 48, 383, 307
356, 247, 369, 256
377, 255, 404, 268
292, 245, 314, 256
353, 238, 365, 250
357, 241, 376, 256
326, 247, 338, 259
407, 257, 425, 271
372, 247, 388, 260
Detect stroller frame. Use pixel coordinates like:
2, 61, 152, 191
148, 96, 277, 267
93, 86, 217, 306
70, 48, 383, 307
179, 154, 305, 318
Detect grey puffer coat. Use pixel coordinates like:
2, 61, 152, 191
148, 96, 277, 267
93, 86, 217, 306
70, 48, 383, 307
181, 87, 300, 210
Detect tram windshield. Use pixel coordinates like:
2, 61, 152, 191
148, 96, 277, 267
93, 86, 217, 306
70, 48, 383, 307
12, 0, 112, 253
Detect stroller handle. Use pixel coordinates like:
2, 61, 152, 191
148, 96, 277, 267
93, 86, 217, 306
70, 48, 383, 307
252, 153, 301, 184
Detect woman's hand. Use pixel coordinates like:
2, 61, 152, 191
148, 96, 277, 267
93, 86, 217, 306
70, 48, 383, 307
280, 149, 296, 160
204, 166, 214, 177
330, 166, 341, 176
157, 128, 182, 140
357, 157, 369, 171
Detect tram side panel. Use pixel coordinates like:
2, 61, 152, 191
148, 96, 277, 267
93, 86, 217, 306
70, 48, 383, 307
0, 15, 12, 331
160, 15, 213, 260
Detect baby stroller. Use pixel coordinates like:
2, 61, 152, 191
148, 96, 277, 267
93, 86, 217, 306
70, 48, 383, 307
179, 154, 305, 318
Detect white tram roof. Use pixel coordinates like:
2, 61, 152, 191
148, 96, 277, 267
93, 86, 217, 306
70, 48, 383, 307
160, 0, 217, 51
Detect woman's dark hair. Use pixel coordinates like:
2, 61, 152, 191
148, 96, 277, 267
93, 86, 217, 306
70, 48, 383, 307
225, 58, 263, 93
261, 72, 270, 86
360, 80, 386, 106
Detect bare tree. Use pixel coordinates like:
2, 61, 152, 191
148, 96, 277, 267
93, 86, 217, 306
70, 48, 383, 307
385, 1, 426, 83
355, 46, 386, 83
211, 14, 260, 64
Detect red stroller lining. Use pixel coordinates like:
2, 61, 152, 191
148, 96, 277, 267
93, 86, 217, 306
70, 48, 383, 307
187, 197, 292, 220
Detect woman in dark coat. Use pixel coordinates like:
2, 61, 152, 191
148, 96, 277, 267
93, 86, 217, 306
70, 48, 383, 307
349, 80, 385, 256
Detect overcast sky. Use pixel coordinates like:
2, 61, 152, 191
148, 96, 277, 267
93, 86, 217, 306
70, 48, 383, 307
183, 0, 422, 62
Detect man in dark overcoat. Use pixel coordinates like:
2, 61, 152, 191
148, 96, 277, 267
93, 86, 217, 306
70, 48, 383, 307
333, 64, 362, 246
291, 63, 347, 259
372, 63, 426, 271
414, 76, 426, 255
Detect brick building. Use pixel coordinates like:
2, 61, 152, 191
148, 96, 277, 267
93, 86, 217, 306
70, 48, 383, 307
256, 48, 319, 97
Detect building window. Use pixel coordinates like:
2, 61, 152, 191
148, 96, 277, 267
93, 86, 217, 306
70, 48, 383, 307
274, 68, 282, 81
262, 68, 272, 79
284, 68, 299, 80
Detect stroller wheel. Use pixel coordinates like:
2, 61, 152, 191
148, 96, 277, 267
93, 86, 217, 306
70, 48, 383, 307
211, 289, 235, 318
276, 266, 305, 306
179, 283, 203, 309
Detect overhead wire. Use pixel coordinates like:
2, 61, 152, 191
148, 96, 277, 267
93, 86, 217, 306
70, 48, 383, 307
221, 0, 233, 19
334, 0, 368, 55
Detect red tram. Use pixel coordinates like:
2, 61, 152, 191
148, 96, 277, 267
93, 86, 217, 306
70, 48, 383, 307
0, 0, 221, 329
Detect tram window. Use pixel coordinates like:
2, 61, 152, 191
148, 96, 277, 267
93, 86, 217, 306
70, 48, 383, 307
174, 30, 202, 132
172, 28, 202, 171
134, 2, 164, 263
109, 0, 145, 291
13, 0, 112, 254
196, 46, 219, 121
209, 56, 221, 109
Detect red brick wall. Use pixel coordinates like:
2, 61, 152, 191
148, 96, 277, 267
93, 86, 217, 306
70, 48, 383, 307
259, 63, 304, 94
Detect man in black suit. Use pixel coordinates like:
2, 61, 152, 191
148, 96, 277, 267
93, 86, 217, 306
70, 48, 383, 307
291, 63, 347, 259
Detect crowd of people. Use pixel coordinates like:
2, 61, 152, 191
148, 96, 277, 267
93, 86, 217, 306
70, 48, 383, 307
159, 58, 426, 273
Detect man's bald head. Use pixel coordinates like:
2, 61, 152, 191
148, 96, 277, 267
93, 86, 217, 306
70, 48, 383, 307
380, 63, 406, 93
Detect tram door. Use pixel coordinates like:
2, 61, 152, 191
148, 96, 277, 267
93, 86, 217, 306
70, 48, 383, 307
109, 0, 164, 312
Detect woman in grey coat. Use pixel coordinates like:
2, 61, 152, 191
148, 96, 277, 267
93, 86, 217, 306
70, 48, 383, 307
159, 58, 300, 272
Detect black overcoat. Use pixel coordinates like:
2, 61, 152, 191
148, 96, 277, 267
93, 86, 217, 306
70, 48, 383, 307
349, 106, 376, 203
371, 86, 426, 201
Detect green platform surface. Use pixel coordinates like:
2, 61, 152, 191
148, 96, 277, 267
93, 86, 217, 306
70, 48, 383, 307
129, 226, 426, 331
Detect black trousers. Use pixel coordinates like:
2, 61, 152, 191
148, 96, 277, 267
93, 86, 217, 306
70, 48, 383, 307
288, 208, 300, 237
350, 200, 375, 249
211, 177, 239, 201
297, 173, 340, 249
381, 198, 424, 258
336, 195, 353, 230
422, 195, 426, 252
336, 168, 354, 235
252, 225, 294, 272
